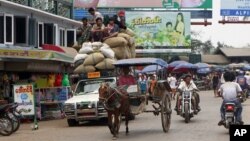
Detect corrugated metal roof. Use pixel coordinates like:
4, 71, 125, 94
220, 48, 250, 57
202, 55, 229, 64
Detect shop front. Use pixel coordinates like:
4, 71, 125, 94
0, 47, 77, 120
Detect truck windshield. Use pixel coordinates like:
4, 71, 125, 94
75, 78, 115, 95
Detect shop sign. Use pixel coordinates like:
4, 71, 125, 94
126, 12, 191, 48
88, 72, 101, 78
221, 0, 250, 16
13, 84, 35, 116
0, 49, 49, 59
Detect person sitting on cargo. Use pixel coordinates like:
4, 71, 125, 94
77, 17, 92, 45
88, 7, 103, 25
118, 67, 136, 88
91, 18, 105, 42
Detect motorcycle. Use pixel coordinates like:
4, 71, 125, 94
0, 104, 13, 136
180, 90, 196, 123
223, 102, 243, 129
7, 103, 22, 133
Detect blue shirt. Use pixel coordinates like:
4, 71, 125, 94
139, 80, 147, 91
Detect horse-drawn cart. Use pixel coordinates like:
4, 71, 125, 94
99, 58, 172, 139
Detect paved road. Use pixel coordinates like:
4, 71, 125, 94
1, 91, 250, 141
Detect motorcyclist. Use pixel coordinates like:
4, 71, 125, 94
218, 71, 244, 126
174, 74, 201, 115
236, 71, 249, 91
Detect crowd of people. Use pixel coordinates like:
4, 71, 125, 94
77, 8, 127, 45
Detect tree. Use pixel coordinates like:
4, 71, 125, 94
202, 40, 214, 54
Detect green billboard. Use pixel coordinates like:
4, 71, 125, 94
162, 0, 212, 9
126, 12, 191, 48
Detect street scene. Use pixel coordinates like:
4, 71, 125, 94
0, 91, 250, 141
1, 0, 250, 141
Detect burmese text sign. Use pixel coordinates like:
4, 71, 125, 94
14, 84, 35, 116
126, 12, 191, 48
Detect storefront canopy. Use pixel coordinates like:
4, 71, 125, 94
0, 47, 77, 63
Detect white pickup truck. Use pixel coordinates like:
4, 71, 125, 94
63, 77, 116, 126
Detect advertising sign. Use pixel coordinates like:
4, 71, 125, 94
221, 0, 250, 16
97, 0, 212, 8
74, 0, 99, 8
14, 84, 35, 116
126, 12, 191, 48
163, 0, 212, 9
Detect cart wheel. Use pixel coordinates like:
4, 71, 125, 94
161, 92, 171, 133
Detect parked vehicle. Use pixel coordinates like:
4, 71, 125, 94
0, 104, 13, 136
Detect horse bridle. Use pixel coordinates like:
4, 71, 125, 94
99, 84, 116, 103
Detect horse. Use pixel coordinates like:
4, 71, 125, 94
99, 82, 131, 139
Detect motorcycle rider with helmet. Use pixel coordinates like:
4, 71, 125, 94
218, 71, 244, 126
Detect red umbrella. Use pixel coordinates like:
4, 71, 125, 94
168, 61, 187, 72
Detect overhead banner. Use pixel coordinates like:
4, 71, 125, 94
14, 84, 35, 116
163, 0, 212, 9
126, 12, 191, 48
74, 0, 99, 8
97, 0, 212, 8
221, 0, 250, 16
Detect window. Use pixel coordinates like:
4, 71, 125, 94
0, 13, 4, 44
14, 16, 27, 44
38, 22, 44, 47
5, 14, 14, 44
59, 28, 65, 47
66, 29, 76, 47
44, 23, 54, 44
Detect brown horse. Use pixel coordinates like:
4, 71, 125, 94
99, 82, 130, 139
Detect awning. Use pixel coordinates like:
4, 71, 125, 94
0, 48, 75, 63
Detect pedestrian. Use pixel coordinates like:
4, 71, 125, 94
212, 72, 219, 97
138, 74, 148, 95
168, 74, 177, 100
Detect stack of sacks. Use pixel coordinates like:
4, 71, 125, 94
73, 42, 116, 74
104, 28, 136, 59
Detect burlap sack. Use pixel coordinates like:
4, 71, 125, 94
73, 65, 96, 74
74, 59, 84, 68
79, 46, 93, 54
100, 46, 115, 59
74, 54, 88, 63
131, 44, 136, 58
72, 44, 81, 52
125, 46, 132, 58
125, 28, 135, 37
82, 42, 92, 47
104, 37, 128, 48
117, 33, 131, 41
83, 52, 105, 66
95, 58, 116, 70
111, 47, 126, 59
92, 42, 103, 48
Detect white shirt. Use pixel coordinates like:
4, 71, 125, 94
93, 11, 103, 21
178, 81, 198, 91
168, 76, 177, 89
219, 82, 242, 101
244, 75, 250, 85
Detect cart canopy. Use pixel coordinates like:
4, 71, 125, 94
114, 58, 168, 67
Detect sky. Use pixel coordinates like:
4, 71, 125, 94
192, 1, 250, 47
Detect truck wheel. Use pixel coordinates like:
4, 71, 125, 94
67, 119, 79, 127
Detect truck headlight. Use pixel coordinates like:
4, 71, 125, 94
88, 103, 95, 109
64, 104, 75, 111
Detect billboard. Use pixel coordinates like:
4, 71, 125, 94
74, 0, 99, 8
14, 84, 35, 116
126, 12, 191, 48
97, 0, 212, 8
221, 0, 250, 16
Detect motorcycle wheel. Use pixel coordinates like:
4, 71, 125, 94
0, 116, 13, 136
8, 113, 20, 133
184, 103, 190, 123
